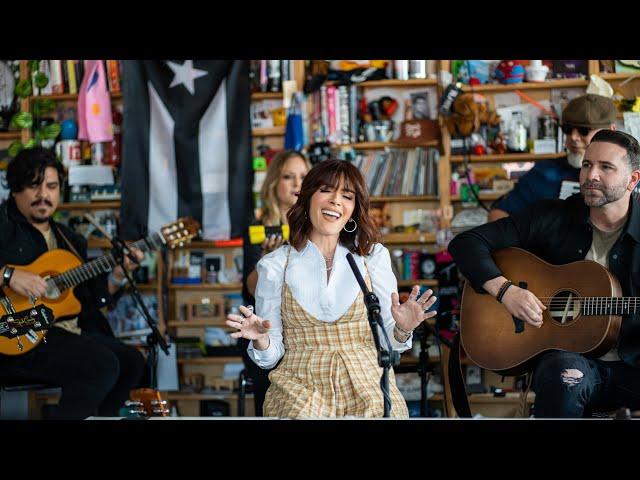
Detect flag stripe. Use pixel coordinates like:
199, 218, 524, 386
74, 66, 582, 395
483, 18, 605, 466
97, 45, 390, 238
199, 77, 230, 239
147, 81, 178, 235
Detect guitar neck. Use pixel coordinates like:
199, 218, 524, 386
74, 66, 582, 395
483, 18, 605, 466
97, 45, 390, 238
53, 233, 165, 290
582, 297, 640, 315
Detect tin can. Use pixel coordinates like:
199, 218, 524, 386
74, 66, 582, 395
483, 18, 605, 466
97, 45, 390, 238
409, 60, 427, 79
91, 142, 104, 165
394, 60, 409, 80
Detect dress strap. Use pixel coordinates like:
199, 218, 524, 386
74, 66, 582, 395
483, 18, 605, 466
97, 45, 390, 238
283, 245, 292, 284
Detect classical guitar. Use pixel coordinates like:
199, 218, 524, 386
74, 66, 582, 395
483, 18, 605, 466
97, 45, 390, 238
460, 247, 625, 376
0, 218, 200, 356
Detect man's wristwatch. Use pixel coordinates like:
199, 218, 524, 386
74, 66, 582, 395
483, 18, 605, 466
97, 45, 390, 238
3, 266, 14, 287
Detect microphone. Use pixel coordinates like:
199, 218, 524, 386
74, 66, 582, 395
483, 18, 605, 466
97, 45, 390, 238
346, 252, 381, 319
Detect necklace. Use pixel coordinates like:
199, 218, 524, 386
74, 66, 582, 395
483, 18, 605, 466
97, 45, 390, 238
323, 254, 335, 271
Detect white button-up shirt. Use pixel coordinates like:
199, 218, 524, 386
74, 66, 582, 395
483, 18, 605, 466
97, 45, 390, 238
248, 240, 412, 369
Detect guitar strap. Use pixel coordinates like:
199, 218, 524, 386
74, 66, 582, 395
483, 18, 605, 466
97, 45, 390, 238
52, 223, 83, 260
448, 331, 472, 417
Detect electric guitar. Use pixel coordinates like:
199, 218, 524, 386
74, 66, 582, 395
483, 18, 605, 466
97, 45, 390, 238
460, 247, 626, 376
0, 218, 200, 356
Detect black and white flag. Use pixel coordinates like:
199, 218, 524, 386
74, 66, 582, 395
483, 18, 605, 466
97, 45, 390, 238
120, 60, 252, 240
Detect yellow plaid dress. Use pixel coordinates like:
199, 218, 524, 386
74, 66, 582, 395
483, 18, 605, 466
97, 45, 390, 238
263, 248, 409, 418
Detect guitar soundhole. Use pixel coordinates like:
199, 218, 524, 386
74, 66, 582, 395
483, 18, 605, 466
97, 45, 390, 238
549, 290, 581, 325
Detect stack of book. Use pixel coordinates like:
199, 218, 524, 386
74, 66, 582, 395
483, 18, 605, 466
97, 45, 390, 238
33, 60, 122, 95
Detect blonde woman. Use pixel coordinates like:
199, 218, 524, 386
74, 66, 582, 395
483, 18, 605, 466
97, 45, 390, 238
240, 149, 311, 416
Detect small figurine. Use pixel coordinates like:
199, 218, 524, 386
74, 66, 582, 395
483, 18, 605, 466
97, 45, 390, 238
495, 60, 525, 84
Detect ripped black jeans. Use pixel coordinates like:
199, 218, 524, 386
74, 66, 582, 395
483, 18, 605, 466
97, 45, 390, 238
532, 350, 640, 418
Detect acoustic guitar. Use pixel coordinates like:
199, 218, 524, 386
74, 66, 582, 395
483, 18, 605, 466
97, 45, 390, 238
0, 218, 200, 356
460, 247, 625, 376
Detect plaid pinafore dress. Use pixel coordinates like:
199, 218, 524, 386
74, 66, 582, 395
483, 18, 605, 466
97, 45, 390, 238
263, 247, 409, 418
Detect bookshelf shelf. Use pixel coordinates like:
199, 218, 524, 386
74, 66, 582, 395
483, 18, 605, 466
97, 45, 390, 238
599, 72, 640, 81
87, 239, 113, 249
58, 201, 121, 210
451, 192, 505, 202
341, 140, 439, 150
28, 91, 122, 102
166, 392, 253, 401
252, 126, 285, 136
183, 240, 243, 249
371, 195, 438, 203
327, 78, 438, 88
0, 131, 21, 140
429, 392, 535, 404
382, 232, 436, 245
461, 79, 588, 93
168, 283, 243, 291
251, 92, 283, 100
450, 152, 566, 163
177, 356, 242, 365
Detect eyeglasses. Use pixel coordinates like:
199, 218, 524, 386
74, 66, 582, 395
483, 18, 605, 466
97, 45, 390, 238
561, 124, 593, 136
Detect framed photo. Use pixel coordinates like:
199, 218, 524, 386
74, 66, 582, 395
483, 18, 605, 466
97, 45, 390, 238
410, 91, 431, 120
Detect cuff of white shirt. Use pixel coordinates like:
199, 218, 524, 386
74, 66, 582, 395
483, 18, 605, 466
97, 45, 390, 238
247, 336, 279, 368
390, 333, 412, 353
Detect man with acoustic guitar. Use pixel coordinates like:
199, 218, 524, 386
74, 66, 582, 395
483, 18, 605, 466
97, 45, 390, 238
449, 130, 640, 418
0, 147, 147, 419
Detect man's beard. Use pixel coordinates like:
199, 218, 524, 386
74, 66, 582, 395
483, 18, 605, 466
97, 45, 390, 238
567, 151, 584, 169
581, 180, 628, 207
30, 199, 53, 224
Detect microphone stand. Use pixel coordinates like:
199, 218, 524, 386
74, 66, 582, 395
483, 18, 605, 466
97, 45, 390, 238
84, 214, 169, 389
346, 253, 399, 417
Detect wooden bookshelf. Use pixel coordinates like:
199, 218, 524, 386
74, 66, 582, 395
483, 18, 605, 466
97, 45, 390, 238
342, 140, 439, 150
58, 201, 121, 210
450, 152, 566, 164
599, 72, 640, 81
87, 239, 113, 249
327, 78, 438, 88
382, 232, 436, 245
28, 91, 122, 102
184, 240, 243, 249
461, 78, 588, 92
177, 356, 242, 365
252, 126, 285, 136
451, 192, 506, 202
168, 283, 242, 291
0, 131, 21, 140
251, 92, 283, 100
370, 195, 439, 203
166, 392, 252, 401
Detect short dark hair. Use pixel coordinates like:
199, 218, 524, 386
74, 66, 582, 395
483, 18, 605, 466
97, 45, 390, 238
287, 159, 380, 256
5, 146, 65, 193
590, 129, 640, 170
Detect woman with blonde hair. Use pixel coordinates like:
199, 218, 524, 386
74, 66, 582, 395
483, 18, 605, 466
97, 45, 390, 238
240, 149, 311, 415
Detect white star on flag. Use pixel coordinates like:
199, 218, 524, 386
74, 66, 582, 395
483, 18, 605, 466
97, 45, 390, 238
166, 60, 208, 95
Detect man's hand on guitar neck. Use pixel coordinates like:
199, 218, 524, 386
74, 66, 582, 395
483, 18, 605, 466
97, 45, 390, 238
108, 247, 145, 295
1, 266, 48, 300
483, 276, 546, 328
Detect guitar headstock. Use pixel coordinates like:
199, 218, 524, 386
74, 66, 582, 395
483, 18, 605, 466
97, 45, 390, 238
127, 388, 169, 417
160, 217, 201, 249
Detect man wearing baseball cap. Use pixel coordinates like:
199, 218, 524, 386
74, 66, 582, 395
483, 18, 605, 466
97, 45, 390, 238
488, 94, 618, 221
